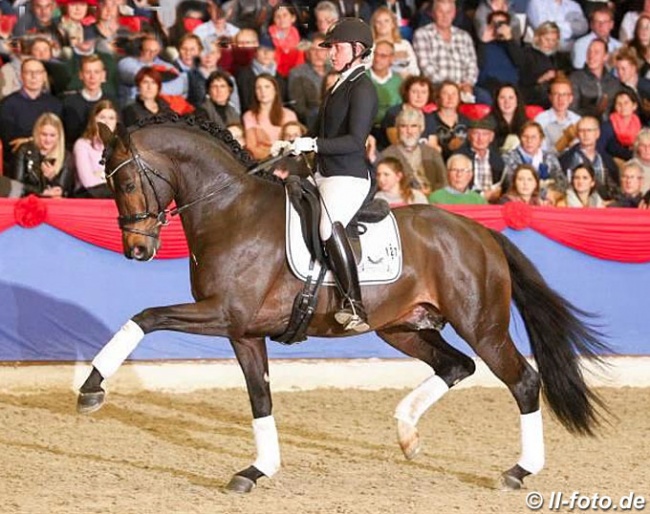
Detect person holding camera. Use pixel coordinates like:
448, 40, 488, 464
474, 0, 522, 42
476, 10, 525, 101
11, 112, 74, 198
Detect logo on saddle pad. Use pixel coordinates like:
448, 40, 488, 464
285, 200, 402, 285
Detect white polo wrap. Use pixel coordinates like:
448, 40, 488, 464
92, 320, 145, 379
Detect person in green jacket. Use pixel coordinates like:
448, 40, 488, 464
428, 153, 488, 205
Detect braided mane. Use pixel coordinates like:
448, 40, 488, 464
128, 112, 257, 169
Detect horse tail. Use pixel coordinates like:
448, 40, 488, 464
488, 230, 611, 436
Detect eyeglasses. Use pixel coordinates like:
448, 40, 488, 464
448, 167, 472, 174
23, 69, 45, 76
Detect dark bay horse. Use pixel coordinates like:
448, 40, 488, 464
77, 115, 608, 493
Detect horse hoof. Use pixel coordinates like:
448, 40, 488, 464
77, 390, 105, 414
499, 472, 523, 491
397, 420, 421, 460
225, 475, 256, 494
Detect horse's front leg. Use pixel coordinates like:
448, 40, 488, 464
77, 300, 226, 413
225, 337, 280, 494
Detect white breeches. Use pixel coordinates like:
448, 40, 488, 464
311, 172, 371, 241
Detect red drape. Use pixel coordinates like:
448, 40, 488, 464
2, 197, 650, 263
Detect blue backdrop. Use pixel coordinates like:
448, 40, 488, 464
0, 224, 647, 361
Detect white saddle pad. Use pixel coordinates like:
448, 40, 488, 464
285, 194, 402, 286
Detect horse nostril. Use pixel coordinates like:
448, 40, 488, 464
132, 245, 147, 260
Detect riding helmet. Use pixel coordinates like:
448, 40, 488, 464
319, 17, 374, 49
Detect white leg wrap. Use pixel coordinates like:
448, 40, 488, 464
518, 410, 545, 474
252, 415, 281, 478
92, 320, 145, 379
394, 375, 450, 426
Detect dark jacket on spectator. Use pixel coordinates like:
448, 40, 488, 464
559, 143, 619, 199
62, 91, 118, 149
519, 45, 559, 109
570, 67, 621, 119
456, 141, 505, 188
236, 64, 288, 115
11, 141, 75, 197
195, 98, 240, 128
476, 40, 525, 95
121, 96, 174, 128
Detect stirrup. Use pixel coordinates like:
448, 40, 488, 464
334, 308, 370, 333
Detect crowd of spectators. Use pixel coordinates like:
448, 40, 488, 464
0, 0, 649, 209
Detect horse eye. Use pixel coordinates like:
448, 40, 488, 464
124, 182, 137, 194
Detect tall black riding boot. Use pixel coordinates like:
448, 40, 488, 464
324, 222, 370, 332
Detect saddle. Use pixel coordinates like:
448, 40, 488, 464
284, 175, 391, 264
273, 176, 391, 346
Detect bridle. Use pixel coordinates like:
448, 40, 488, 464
104, 136, 279, 240
105, 144, 174, 240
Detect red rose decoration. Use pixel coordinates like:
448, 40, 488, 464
14, 195, 48, 228
502, 201, 532, 230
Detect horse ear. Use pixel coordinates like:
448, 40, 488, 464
97, 122, 114, 147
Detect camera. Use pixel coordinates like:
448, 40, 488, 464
492, 20, 508, 40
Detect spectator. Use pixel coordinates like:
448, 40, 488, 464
526, 0, 588, 53
534, 75, 581, 153
242, 73, 297, 160
631, 127, 650, 187
476, 10, 525, 101
519, 21, 562, 109
0, 38, 24, 100
370, 6, 420, 79
117, 35, 185, 106
456, 116, 505, 202
86, 0, 131, 56
374, 0, 413, 34
613, 46, 650, 121
73, 99, 118, 198
502, 120, 567, 201
11, 112, 74, 198
626, 13, 650, 76
559, 115, 619, 199
368, 40, 402, 146
0, 58, 62, 169
236, 34, 288, 115
429, 80, 470, 160
375, 155, 429, 207
312, 1, 339, 37
474, 0, 522, 42
58, 0, 97, 51
597, 89, 641, 167
223, 0, 275, 32
570, 38, 621, 119
571, 6, 621, 70
608, 160, 646, 207
412, 0, 479, 103
498, 163, 550, 205
268, 3, 305, 78
29, 36, 72, 97
221, 28, 259, 76
194, 70, 240, 127
619, 0, 650, 43
428, 153, 488, 204
62, 55, 116, 149
12, 0, 63, 47
189, 39, 241, 112
491, 83, 527, 152
379, 106, 447, 195
381, 75, 437, 147
563, 162, 606, 207
121, 67, 174, 127
193, 1, 239, 49
288, 33, 329, 132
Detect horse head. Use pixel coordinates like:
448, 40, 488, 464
98, 122, 173, 261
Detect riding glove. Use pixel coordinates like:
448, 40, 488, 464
270, 140, 292, 157
291, 137, 318, 155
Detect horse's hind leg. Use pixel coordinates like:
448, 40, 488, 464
454, 315, 542, 490
376, 328, 476, 460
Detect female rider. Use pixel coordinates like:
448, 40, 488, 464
273, 18, 378, 332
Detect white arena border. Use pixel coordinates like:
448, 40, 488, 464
0, 356, 648, 394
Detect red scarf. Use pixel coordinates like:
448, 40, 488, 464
610, 112, 641, 147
